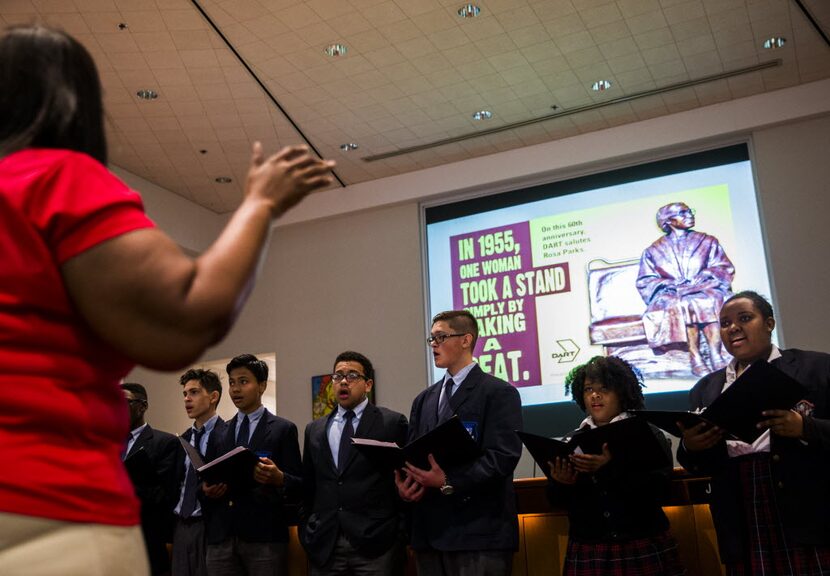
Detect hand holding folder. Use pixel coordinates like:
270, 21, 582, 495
179, 437, 259, 487
518, 417, 670, 479
351, 416, 479, 471
634, 360, 806, 444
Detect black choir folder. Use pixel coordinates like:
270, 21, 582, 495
351, 416, 479, 470
517, 417, 670, 479
634, 359, 806, 444
178, 437, 259, 486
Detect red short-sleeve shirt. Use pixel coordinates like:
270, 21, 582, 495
0, 148, 155, 525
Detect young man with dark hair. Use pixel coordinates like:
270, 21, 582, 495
202, 354, 302, 576
122, 382, 180, 576
395, 310, 523, 576
172, 369, 226, 576
301, 351, 408, 575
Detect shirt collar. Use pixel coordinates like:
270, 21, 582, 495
130, 422, 147, 439
194, 413, 219, 435
579, 411, 629, 430
337, 397, 369, 420
444, 361, 477, 386
725, 344, 781, 382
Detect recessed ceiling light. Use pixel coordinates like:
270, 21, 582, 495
214, 177, 232, 184
340, 143, 359, 151
591, 80, 612, 92
457, 4, 481, 18
136, 89, 158, 100
325, 44, 348, 57
117, 23, 128, 31
762, 37, 786, 49
472, 110, 492, 120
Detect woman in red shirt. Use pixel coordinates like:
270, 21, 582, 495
0, 25, 334, 575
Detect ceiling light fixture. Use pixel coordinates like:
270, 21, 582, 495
591, 80, 612, 92
457, 4, 481, 18
340, 143, 359, 151
214, 177, 232, 183
136, 89, 158, 100
117, 23, 128, 31
762, 37, 786, 49
472, 110, 492, 120
325, 43, 348, 57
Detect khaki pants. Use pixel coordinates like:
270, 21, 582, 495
0, 511, 150, 576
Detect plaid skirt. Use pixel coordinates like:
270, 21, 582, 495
727, 452, 830, 576
563, 531, 685, 576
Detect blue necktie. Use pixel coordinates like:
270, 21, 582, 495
438, 378, 455, 421
180, 427, 206, 519
338, 410, 355, 472
237, 414, 250, 448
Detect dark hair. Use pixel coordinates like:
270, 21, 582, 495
226, 353, 268, 382
565, 356, 645, 412
723, 290, 774, 320
432, 310, 479, 348
121, 382, 148, 402
333, 351, 375, 381
179, 368, 222, 402
0, 25, 107, 164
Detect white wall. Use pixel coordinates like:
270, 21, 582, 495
127, 80, 830, 479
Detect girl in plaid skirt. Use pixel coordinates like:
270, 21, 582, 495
547, 356, 686, 576
678, 290, 830, 575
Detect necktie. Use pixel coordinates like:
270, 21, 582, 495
237, 414, 250, 448
180, 427, 206, 519
338, 410, 356, 472
437, 378, 455, 421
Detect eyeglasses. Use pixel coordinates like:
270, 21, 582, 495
127, 398, 146, 406
674, 208, 695, 217
331, 372, 367, 384
427, 333, 466, 345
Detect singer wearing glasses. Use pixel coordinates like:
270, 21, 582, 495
300, 351, 408, 576
396, 310, 522, 576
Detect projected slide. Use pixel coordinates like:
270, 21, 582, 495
425, 146, 774, 408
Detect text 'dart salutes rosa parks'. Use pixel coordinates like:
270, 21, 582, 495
636, 202, 735, 376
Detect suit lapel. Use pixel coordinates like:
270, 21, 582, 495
321, 412, 337, 473
248, 409, 270, 451
128, 424, 153, 458
423, 381, 442, 429
340, 403, 379, 474
449, 365, 480, 413
703, 372, 727, 407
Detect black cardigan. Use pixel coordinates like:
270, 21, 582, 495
547, 420, 673, 543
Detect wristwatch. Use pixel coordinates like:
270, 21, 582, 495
439, 475, 454, 496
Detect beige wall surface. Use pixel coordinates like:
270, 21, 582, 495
127, 90, 830, 479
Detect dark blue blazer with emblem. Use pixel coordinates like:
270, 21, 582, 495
407, 363, 522, 552
202, 408, 302, 545
677, 349, 830, 563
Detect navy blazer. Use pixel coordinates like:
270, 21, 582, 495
300, 403, 408, 567
203, 409, 302, 545
407, 364, 522, 552
677, 349, 830, 563
126, 424, 179, 575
